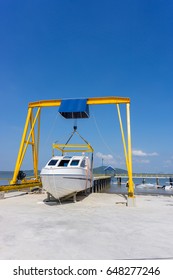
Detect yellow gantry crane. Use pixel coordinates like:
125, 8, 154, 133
0, 96, 134, 204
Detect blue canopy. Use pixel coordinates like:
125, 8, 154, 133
59, 98, 90, 119
104, 165, 116, 172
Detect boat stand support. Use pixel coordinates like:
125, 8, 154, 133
73, 193, 77, 203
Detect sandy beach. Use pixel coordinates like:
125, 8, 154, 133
0, 191, 173, 260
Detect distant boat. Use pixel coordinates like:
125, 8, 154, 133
162, 185, 173, 191
161, 178, 173, 191
40, 154, 93, 199
135, 183, 155, 188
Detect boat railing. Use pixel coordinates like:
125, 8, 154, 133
52, 143, 94, 155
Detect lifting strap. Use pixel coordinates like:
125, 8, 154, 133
62, 125, 91, 153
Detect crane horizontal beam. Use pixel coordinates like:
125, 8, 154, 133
29, 96, 130, 108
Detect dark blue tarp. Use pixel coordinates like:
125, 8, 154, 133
59, 98, 89, 119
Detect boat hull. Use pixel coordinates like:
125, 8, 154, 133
41, 168, 92, 199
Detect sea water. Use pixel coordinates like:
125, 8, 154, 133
105, 177, 173, 196
0, 170, 35, 186
1, 171, 173, 196
0, 171, 13, 185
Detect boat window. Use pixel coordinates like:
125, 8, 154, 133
48, 159, 58, 166
80, 160, 86, 167
58, 160, 70, 167
70, 160, 80, 166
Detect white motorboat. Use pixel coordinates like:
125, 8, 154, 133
40, 154, 93, 199
40, 125, 94, 200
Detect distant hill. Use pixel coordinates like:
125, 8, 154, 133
93, 166, 127, 175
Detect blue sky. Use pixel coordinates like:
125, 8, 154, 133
0, 0, 173, 173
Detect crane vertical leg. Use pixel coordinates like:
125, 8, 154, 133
30, 109, 41, 180
116, 104, 129, 171
126, 103, 135, 206
10, 107, 41, 184
10, 108, 32, 184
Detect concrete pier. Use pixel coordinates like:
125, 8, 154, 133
92, 176, 111, 192
117, 177, 122, 185
156, 177, 159, 185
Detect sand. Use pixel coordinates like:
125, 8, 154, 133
0, 191, 173, 260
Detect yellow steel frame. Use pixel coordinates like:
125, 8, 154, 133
52, 143, 94, 155
8, 96, 134, 198
10, 107, 41, 185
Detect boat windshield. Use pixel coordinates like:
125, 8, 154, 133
70, 160, 80, 166
58, 160, 70, 167
48, 159, 59, 166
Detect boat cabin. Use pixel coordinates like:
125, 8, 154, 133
45, 156, 88, 169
